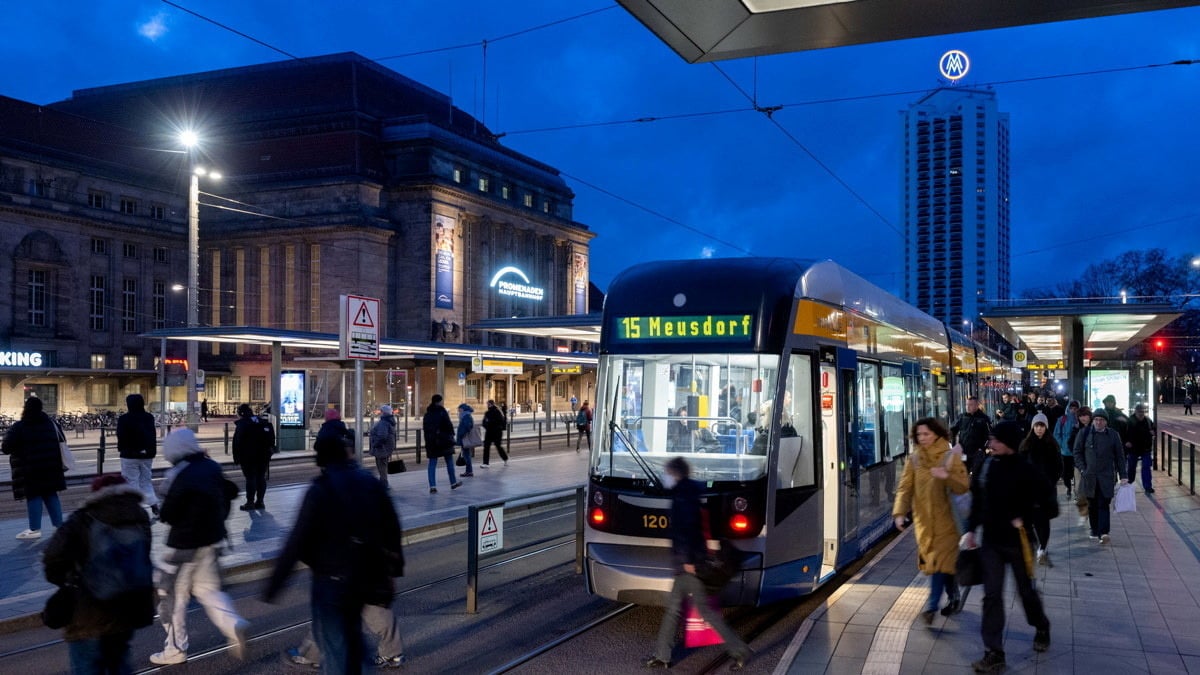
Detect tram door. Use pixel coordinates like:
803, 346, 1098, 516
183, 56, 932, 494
836, 348, 860, 567
819, 363, 839, 575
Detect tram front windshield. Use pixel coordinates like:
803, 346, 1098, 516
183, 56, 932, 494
593, 353, 777, 483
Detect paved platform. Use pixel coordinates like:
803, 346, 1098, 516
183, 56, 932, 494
774, 465, 1200, 674
0, 447, 590, 630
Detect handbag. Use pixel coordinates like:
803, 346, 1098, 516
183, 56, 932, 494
955, 546, 983, 587
42, 586, 77, 629
1113, 482, 1136, 513
386, 459, 407, 474
942, 449, 970, 533
456, 453, 467, 467
55, 423, 75, 472
695, 539, 739, 591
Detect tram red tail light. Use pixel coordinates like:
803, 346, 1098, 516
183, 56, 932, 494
729, 513, 751, 533
590, 507, 607, 526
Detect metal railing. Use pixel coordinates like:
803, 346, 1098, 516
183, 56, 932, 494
465, 485, 585, 613
1158, 431, 1197, 496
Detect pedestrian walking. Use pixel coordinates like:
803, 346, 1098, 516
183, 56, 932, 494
151, 429, 248, 666
43, 474, 155, 674
232, 403, 275, 510
1185, 395, 1194, 415
950, 396, 991, 473
116, 394, 160, 519
422, 395, 460, 493
1019, 414, 1063, 567
645, 457, 752, 670
455, 403, 478, 477
285, 601, 407, 669
892, 418, 970, 623
1074, 410, 1128, 544
480, 400, 508, 467
1126, 403, 1156, 494
965, 421, 1052, 673
575, 400, 593, 452
2, 396, 67, 539
1052, 401, 1079, 497
265, 427, 404, 675
368, 405, 399, 487
200, 399, 209, 423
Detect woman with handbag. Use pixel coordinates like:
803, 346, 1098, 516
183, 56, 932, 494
455, 403, 479, 477
2, 396, 68, 539
892, 417, 970, 624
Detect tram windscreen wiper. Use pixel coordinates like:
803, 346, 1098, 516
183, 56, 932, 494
610, 421, 662, 487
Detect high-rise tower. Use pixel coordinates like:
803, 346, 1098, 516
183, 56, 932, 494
903, 88, 1010, 326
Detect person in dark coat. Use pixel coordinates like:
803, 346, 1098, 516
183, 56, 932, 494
1073, 409, 1127, 544
454, 403, 477, 477
645, 457, 751, 670
950, 396, 992, 473
964, 421, 1052, 673
480, 400, 508, 467
43, 474, 155, 674
1126, 404, 1156, 494
2, 396, 67, 539
1019, 414, 1063, 567
368, 404, 399, 487
116, 394, 160, 518
232, 403, 274, 511
265, 430, 405, 675
315, 408, 354, 460
422, 395, 460, 493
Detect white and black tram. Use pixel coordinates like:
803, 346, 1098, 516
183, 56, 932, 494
583, 258, 1014, 606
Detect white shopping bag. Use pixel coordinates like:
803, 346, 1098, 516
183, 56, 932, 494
1113, 483, 1136, 513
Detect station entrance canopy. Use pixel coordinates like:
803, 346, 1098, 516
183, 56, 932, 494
983, 303, 1180, 365
468, 313, 602, 344
617, 0, 1200, 63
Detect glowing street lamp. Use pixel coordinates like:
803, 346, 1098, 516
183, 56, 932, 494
180, 130, 220, 429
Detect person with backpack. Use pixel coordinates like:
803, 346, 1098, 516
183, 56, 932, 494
265, 419, 405, 674
116, 394, 160, 518
575, 400, 593, 452
232, 403, 276, 511
479, 400, 508, 467
2, 396, 67, 540
151, 428, 249, 666
43, 474, 155, 674
368, 405, 399, 487
455, 403, 478, 477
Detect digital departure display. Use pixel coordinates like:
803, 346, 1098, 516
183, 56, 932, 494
613, 314, 753, 342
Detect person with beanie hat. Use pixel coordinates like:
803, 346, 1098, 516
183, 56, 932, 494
368, 404, 399, 487
964, 420, 1053, 672
422, 395, 460, 493
116, 393, 160, 517
1073, 407, 1127, 544
152, 429, 248, 666
1019, 415, 1063, 567
43, 473, 155, 673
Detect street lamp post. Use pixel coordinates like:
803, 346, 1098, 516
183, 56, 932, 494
180, 131, 219, 430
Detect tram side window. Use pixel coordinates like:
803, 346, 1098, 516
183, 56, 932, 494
881, 365, 907, 460
855, 362, 883, 466
777, 354, 816, 488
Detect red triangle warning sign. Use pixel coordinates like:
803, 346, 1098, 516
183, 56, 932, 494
480, 510, 499, 536
352, 302, 375, 328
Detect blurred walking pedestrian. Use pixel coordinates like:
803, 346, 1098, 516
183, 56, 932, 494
368, 405, 399, 488
422, 395, 460, 493
285, 603, 406, 669
2, 396, 67, 539
479, 400, 508, 467
44, 474, 155, 674
1074, 410, 1127, 544
151, 429, 248, 666
233, 403, 276, 511
116, 394, 160, 519
575, 401, 593, 452
455, 403, 478, 477
266, 424, 405, 675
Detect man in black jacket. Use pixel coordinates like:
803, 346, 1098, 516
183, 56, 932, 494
480, 400, 508, 467
266, 428, 404, 674
232, 403, 274, 511
645, 457, 751, 670
1126, 404, 1156, 494
151, 429, 248, 666
964, 421, 1051, 673
422, 394, 460, 493
950, 396, 991, 473
116, 394, 160, 517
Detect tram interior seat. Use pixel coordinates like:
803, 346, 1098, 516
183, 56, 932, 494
715, 429, 755, 454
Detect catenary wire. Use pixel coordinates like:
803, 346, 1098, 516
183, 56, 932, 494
159, 0, 301, 60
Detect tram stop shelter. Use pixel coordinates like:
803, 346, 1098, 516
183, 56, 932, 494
982, 302, 1180, 411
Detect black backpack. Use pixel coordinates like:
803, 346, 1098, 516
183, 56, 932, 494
81, 516, 154, 605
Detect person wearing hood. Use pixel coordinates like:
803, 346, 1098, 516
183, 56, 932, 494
151, 429, 248, 666
2, 396, 67, 539
368, 405, 399, 487
116, 393, 160, 518
43, 474, 155, 673
421, 395, 460, 493
1019, 414, 1063, 567
454, 403, 477, 477
480, 400, 508, 467
233, 403, 275, 511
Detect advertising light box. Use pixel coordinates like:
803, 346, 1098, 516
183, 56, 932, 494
279, 371, 306, 428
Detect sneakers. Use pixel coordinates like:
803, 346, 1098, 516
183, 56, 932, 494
1036, 548, 1047, 566
15, 529, 41, 540
1033, 625, 1051, 652
972, 650, 1006, 673
230, 619, 250, 660
451, 481, 463, 489
480, 463, 490, 468
1099, 534, 1110, 545
429, 487, 437, 494
374, 654, 406, 669
1088, 535, 1099, 542
644, 656, 671, 668
461, 472, 474, 477
150, 650, 187, 665
285, 647, 318, 668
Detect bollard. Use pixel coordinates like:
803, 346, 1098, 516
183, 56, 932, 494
98, 430, 106, 475
1190, 442, 1196, 495
566, 418, 572, 448
224, 422, 231, 455
415, 431, 422, 465
538, 422, 543, 452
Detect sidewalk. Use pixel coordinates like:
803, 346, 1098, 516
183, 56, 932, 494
0, 448, 590, 631
774, 473, 1200, 674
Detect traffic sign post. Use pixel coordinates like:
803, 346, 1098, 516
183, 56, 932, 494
339, 295, 381, 456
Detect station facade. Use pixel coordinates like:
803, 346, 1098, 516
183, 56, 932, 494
0, 53, 596, 419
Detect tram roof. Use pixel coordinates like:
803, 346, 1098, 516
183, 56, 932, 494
138, 326, 598, 364
982, 303, 1180, 364
616, 0, 1200, 63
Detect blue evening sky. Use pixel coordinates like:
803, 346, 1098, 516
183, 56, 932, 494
2, 1, 1198, 297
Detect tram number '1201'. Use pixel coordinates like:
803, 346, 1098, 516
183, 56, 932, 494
642, 514, 669, 529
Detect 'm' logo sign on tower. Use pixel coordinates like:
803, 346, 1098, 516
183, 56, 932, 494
939, 50, 970, 81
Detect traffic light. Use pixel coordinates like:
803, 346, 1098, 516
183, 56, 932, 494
1154, 339, 1165, 354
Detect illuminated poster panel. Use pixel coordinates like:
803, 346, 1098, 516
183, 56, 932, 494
573, 253, 588, 315
434, 214, 455, 309
1088, 370, 1129, 411
279, 370, 306, 428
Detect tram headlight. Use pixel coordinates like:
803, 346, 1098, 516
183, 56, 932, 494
592, 490, 604, 506
732, 497, 748, 512
729, 513, 751, 533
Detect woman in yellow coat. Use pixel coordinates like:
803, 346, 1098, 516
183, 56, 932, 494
893, 417, 971, 624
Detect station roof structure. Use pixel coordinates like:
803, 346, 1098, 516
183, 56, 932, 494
983, 303, 1180, 364
616, 0, 1200, 63
468, 313, 603, 344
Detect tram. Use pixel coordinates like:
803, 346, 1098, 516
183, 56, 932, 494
583, 258, 1011, 607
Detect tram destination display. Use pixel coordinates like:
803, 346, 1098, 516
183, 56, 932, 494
613, 314, 753, 342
